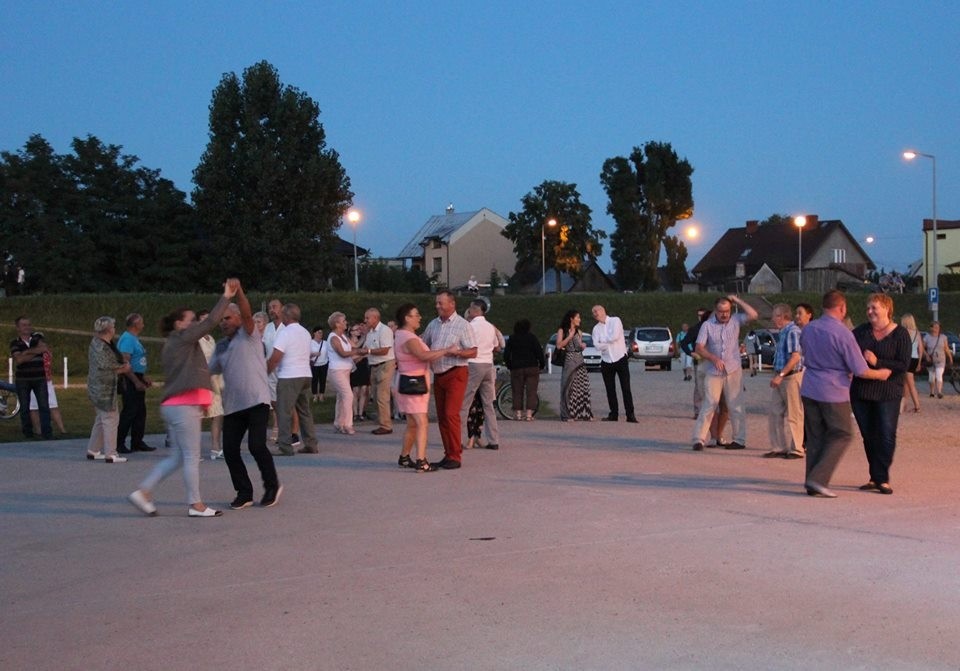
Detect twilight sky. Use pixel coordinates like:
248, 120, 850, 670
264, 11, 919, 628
2, 1, 957, 275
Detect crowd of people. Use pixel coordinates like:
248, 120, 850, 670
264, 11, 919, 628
7, 285, 956, 515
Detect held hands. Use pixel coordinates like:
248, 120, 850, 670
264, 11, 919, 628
223, 278, 241, 299
863, 349, 878, 367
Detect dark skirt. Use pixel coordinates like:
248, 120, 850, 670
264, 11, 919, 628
350, 359, 370, 387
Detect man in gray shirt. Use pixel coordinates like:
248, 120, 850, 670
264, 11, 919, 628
210, 282, 282, 509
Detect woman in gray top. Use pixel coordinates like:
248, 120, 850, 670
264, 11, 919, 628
128, 279, 238, 518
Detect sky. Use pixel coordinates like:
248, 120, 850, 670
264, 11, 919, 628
2, 1, 957, 276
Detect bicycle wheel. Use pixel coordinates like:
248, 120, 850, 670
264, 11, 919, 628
950, 366, 960, 394
0, 388, 20, 420
495, 383, 514, 420
495, 383, 540, 420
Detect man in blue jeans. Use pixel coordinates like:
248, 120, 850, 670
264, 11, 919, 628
10, 316, 51, 439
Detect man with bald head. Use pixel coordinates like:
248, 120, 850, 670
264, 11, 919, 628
267, 303, 319, 457
210, 282, 282, 508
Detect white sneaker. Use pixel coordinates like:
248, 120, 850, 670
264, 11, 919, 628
86, 451, 106, 460
105, 455, 128, 463
210, 450, 223, 461
128, 490, 157, 516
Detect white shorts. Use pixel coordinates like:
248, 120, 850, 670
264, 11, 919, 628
29, 381, 59, 410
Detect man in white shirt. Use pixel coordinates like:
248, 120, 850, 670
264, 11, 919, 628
460, 300, 503, 449
591, 305, 636, 423
267, 303, 318, 456
363, 308, 396, 435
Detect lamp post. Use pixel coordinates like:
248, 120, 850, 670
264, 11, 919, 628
903, 150, 938, 321
794, 215, 806, 291
347, 209, 361, 292
541, 218, 557, 295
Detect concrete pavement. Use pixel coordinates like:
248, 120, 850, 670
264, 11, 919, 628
2, 367, 959, 670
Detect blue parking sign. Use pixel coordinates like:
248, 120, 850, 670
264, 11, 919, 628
928, 287, 939, 304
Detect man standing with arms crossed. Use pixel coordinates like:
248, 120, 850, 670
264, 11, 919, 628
591, 305, 636, 423
211, 282, 282, 508
764, 303, 811, 459
363, 308, 396, 435
422, 291, 476, 470
10, 316, 51, 440
800, 290, 890, 498
692, 294, 758, 451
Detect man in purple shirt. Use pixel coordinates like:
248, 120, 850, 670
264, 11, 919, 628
799, 290, 891, 497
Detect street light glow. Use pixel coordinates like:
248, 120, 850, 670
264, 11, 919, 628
794, 215, 806, 228
903, 151, 917, 160
347, 209, 361, 224
684, 224, 700, 240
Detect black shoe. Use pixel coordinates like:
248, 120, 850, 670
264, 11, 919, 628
692, 442, 704, 451
762, 450, 785, 458
626, 416, 638, 423
230, 496, 253, 510
805, 482, 837, 498
261, 484, 283, 507
431, 457, 461, 470
877, 483, 893, 495
134, 443, 157, 452
601, 415, 618, 422
398, 455, 416, 469
485, 444, 499, 450
117, 445, 134, 454
725, 441, 746, 450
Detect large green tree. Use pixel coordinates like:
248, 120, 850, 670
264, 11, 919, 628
0, 134, 198, 293
501, 180, 605, 290
601, 141, 694, 290
192, 61, 353, 291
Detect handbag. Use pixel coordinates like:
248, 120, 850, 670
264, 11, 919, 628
550, 347, 566, 367
397, 374, 428, 395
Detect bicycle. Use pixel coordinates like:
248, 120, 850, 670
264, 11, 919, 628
947, 364, 960, 394
493, 365, 541, 420
0, 381, 21, 420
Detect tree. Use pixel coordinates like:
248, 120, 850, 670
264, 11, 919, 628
601, 141, 694, 290
192, 61, 353, 291
0, 134, 197, 293
501, 180, 605, 290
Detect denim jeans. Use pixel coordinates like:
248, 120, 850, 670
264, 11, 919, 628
140, 404, 203, 505
802, 398, 853, 488
16, 378, 50, 438
851, 397, 901, 485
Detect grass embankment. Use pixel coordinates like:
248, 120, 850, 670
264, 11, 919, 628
1, 290, 954, 443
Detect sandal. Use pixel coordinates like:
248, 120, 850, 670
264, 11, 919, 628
415, 459, 436, 472
398, 455, 416, 469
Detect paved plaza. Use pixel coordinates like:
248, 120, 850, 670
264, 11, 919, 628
2, 366, 959, 670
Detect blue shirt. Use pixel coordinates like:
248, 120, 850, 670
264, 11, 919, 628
117, 331, 147, 374
773, 322, 802, 373
799, 314, 869, 403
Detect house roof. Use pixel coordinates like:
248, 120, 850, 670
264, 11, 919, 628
397, 209, 484, 258
692, 218, 875, 277
332, 236, 369, 257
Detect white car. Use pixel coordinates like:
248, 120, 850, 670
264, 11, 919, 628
545, 333, 601, 371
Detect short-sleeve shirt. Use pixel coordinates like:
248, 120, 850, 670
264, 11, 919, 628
10, 335, 45, 381
271, 322, 312, 378
799, 314, 869, 403
696, 313, 748, 375
210, 326, 270, 415
773, 322, 802, 373
117, 331, 147, 374
422, 313, 476, 374
364, 321, 395, 365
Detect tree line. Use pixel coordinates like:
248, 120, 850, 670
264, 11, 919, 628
2, 59, 695, 295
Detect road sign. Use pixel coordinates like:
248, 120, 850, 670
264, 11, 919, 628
929, 287, 939, 304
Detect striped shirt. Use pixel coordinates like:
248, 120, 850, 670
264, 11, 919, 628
422, 313, 476, 374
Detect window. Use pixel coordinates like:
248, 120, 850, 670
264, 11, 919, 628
432, 257, 443, 273
832, 248, 846, 263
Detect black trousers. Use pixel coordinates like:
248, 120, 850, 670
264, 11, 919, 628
600, 355, 634, 419
222, 403, 279, 499
16, 378, 50, 438
117, 373, 147, 449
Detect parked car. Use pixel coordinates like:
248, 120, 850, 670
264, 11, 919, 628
741, 329, 780, 369
627, 327, 674, 370
545, 333, 602, 371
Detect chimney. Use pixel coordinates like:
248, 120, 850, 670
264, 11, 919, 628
445, 203, 454, 215
807, 214, 818, 227
745, 220, 759, 235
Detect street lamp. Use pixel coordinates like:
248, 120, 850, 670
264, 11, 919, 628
541, 218, 557, 295
903, 150, 938, 321
794, 215, 806, 291
347, 209, 361, 292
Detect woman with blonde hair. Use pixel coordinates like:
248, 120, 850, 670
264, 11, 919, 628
326, 312, 367, 434
899, 313, 924, 413
923, 321, 954, 399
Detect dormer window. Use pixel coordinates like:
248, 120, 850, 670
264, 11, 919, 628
739, 248, 751, 259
